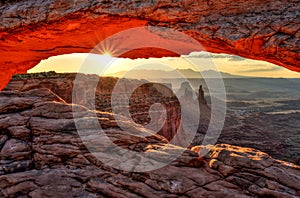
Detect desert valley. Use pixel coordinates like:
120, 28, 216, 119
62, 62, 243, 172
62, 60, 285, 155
0, 71, 299, 197
0, 0, 300, 197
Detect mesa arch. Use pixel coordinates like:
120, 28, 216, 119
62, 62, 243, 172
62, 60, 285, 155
0, 0, 299, 90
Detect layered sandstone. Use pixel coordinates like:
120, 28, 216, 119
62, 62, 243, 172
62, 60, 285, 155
0, 88, 299, 197
4, 73, 185, 141
5, 72, 213, 143
7, 72, 300, 166
7, 74, 212, 146
0, 0, 300, 90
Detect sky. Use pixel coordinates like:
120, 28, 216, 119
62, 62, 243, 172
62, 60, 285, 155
28, 52, 300, 78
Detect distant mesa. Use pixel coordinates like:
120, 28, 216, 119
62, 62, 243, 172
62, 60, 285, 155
177, 82, 208, 105
105, 69, 248, 79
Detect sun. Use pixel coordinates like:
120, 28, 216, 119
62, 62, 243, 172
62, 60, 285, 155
102, 51, 113, 58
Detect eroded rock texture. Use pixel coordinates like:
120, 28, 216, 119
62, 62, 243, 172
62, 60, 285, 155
4, 73, 184, 141
4, 72, 212, 143
0, 0, 300, 90
0, 88, 300, 197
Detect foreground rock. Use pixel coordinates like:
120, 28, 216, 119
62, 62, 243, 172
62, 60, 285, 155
0, 0, 300, 90
0, 89, 299, 197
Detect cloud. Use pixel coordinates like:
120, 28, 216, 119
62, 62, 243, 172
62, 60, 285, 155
227, 56, 246, 61
184, 52, 247, 61
239, 64, 283, 73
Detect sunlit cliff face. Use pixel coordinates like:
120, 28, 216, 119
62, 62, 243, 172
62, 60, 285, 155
0, 0, 299, 89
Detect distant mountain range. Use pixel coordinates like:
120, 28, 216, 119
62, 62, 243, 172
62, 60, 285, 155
104, 69, 249, 79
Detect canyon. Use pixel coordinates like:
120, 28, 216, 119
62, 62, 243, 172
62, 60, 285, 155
1, 0, 300, 197
0, 86, 300, 197
6, 72, 299, 165
1, 72, 299, 197
4, 72, 210, 143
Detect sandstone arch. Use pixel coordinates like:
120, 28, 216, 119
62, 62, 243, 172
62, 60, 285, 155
0, 0, 299, 90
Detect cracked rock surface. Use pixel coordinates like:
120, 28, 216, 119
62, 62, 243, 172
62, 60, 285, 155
0, 88, 299, 197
